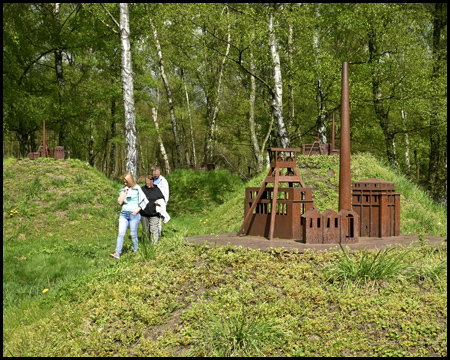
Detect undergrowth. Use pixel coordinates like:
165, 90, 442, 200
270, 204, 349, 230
2, 155, 447, 357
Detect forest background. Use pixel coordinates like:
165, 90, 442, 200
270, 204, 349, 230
3, 3, 447, 205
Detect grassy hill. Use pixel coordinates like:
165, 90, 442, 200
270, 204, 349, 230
2, 154, 447, 357
169, 153, 446, 238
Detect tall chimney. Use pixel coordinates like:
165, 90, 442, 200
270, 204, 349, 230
339, 62, 351, 211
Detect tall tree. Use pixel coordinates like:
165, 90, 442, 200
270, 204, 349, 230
149, 14, 184, 169
268, 4, 289, 148
427, 3, 447, 204
119, 3, 139, 178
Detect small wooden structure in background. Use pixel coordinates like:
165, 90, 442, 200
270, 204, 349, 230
27, 120, 65, 160
302, 114, 340, 156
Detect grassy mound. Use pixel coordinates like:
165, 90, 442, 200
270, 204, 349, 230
3, 158, 122, 310
176, 153, 446, 237
2, 154, 447, 357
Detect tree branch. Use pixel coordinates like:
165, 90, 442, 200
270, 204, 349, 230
80, 3, 119, 34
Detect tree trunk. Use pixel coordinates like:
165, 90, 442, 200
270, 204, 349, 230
401, 108, 411, 178
287, 21, 295, 128
181, 114, 191, 167
183, 73, 197, 166
149, 17, 184, 169
374, 86, 398, 169
248, 47, 272, 174
109, 98, 116, 179
120, 3, 139, 179
414, 149, 419, 181
206, 5, 231, 162
89, 120, 94, 166
369, 29, 398, 169
152, 106, 171, 174
248, 48, 262, 172
268, 8, 290, 149
314, 4, 327, 144
53, 3, 67, 153
427, 3, 446, 204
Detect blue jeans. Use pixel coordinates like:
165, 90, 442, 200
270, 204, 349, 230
115, 210, 141, 254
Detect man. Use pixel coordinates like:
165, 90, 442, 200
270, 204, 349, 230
152, 165, 169, 203
152, 165, 170, 224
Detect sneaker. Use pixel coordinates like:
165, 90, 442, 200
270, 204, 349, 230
163, 213, 171, 224
109, 253, 120, 259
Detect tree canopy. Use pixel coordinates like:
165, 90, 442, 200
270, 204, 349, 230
3, 3, 447, 204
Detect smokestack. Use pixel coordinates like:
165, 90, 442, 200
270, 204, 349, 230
339, 62, 352, 211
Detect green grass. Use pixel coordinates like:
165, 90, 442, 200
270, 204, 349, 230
2, 155, 447, 357
196, 303, 289, 356
323, 244, 414, 287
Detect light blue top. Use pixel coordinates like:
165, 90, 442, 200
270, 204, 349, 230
121, 188, 139, 211
118, 185, 149, 212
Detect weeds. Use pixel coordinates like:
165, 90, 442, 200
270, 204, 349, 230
197, 304, 288, 356
137, 229, 157, 261
324, 244, 413, 286
410, 254, 447, 291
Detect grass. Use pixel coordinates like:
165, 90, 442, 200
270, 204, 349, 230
323, 244, 413, 287
196, 303, 289, 356
2, 155, 447, 357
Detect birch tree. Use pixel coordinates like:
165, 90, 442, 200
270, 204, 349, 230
149, 15, 184, 169
151, 95, 171, 174
205, 5, 231, 162
313, 4, 327, 144
119, 3, 139, 178
249, 44, 273, 173
268, 4, 290, 148
182, 70, 197, 166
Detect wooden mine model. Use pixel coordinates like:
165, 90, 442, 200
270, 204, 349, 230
237, 62, 400, 243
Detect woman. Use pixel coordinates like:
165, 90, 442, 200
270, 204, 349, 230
140, 175, 166, 245
110, 173, 149, 259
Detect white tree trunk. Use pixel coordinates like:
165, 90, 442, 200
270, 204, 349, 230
249, 48, 262, 172
314, 4, 327, 144
150, 17, 184, 169
152, 106, 171, 174
248, 47, 272, 174
206, 5, 231, 161
401, 108, 411, 178
268, 10, 289, 148
120, 3, 139, 179
183, 76, 197, 166
288, 22, 295, 128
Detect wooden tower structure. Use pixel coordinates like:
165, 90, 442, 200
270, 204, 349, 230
237, 148, 316, 240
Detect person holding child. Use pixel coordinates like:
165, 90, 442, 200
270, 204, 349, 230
109, 173, 149, 259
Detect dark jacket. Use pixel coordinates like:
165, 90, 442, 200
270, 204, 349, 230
140, 186, 164, 217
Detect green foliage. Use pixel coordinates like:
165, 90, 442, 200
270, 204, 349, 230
323, 244, 413, 286
137, 229, 157, 261
196, 304, 289, 357
166, 169, 244, 217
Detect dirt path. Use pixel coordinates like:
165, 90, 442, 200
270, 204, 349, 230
185, 233, 447, 253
